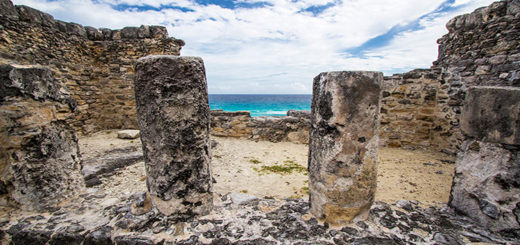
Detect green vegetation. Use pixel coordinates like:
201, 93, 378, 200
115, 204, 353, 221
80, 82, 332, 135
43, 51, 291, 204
240, 190, 248, 193
253, 162, 307, 175
288, 194, 303, 199
249, 159, 261, 164
301, 186, 309, 195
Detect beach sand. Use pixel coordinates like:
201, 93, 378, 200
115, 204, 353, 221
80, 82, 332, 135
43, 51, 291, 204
82, 132, 456, 207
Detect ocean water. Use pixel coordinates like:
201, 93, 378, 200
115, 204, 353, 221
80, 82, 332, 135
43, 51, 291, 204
208, 94, 312, 117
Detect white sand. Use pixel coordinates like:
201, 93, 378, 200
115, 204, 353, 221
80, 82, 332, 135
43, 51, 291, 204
84, 132, 455, 206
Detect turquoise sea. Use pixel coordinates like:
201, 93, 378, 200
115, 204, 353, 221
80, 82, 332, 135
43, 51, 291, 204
208, 94, 312, 117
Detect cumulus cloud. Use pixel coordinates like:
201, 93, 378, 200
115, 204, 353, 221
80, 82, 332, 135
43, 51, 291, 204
12, 0, 496, 94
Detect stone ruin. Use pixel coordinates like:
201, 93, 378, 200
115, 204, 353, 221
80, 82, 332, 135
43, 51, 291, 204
0, 64, 84, 211
134, 56, 213, 219
0, 0, 519, 243
308, 71, 382, 225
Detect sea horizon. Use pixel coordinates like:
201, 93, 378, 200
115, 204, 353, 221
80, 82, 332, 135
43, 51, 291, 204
208, 94, 312, 117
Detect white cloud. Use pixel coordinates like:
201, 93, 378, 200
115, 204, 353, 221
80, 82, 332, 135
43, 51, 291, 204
12, 0, 497, 94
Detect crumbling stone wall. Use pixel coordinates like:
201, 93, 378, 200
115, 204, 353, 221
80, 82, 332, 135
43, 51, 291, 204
0, 0, 184, 134
436, 0, 520, 235
210, 110, 310, 144
434, 0, 520, 146
0, 64, 84, 211
379, 69, 455, 153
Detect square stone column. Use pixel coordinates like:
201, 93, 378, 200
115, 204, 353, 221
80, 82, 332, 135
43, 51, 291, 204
309, 71, 383, 225
134, 55, 212, 219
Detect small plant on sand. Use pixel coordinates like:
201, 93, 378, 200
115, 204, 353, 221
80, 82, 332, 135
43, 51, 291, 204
301, 186, 309, 195
288, 194, 302, 199
284, 160, 296, 164
240, 190, 248, 194
254, 162, 307, 175
249, 159, 261, 164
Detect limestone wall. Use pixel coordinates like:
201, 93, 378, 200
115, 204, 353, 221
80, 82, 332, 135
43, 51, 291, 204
439, 0, 520, 235
210, 110, 310, 144
379, 69, 456, 153
434, 0, 520, 146
0, 0, 184, 134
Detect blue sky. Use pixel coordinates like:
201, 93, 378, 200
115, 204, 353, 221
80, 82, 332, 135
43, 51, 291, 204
13, 0, 495, 94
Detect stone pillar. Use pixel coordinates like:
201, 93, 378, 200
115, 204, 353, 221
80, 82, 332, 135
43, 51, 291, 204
134, 55, 212, 218
308, 71, 382, 225
450, 86, 520, 234
0, 64, 83, 211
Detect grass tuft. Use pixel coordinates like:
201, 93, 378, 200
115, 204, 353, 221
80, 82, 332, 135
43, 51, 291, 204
249, 159, 261, 164
254, 162, 307, 175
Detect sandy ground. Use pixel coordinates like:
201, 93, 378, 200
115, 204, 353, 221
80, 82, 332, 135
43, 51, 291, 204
79, 130, 142, 160
82, 132, 456, 207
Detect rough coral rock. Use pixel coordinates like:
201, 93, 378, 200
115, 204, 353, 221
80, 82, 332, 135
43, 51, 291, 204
134, 55, 213, 219
450, 140, 520, 237
308, 71, 383, 225
0, 64, 83, 211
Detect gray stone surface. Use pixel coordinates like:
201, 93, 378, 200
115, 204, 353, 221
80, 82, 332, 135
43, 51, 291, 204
229, 193, 257, 205
0, 64, 72, 104
1, 195, 517, 244
81, 148, 143, 187
461, 86, 520, 145
309, 71, 382, 225
0, 65, 83, 211
286, 109, 311, 119
450, 140, 520, 236
134, 55, 213, 218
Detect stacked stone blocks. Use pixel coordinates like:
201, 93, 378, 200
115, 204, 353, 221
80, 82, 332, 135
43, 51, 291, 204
0, 0, 184, 134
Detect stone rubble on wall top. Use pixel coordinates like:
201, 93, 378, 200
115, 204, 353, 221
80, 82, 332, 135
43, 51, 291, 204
445, 0, 520, 32
0, 0, 180, 42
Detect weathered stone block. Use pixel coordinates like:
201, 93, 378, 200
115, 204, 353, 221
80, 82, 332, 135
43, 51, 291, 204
117, 130, 140, 139
461, 86, 520, 145
134, 55, 212, 218
121, 27, 139, 39
149, 26, 168, 38
450, 140, 520, 235
0, 65, 83, 211
308, 71, 382, 225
